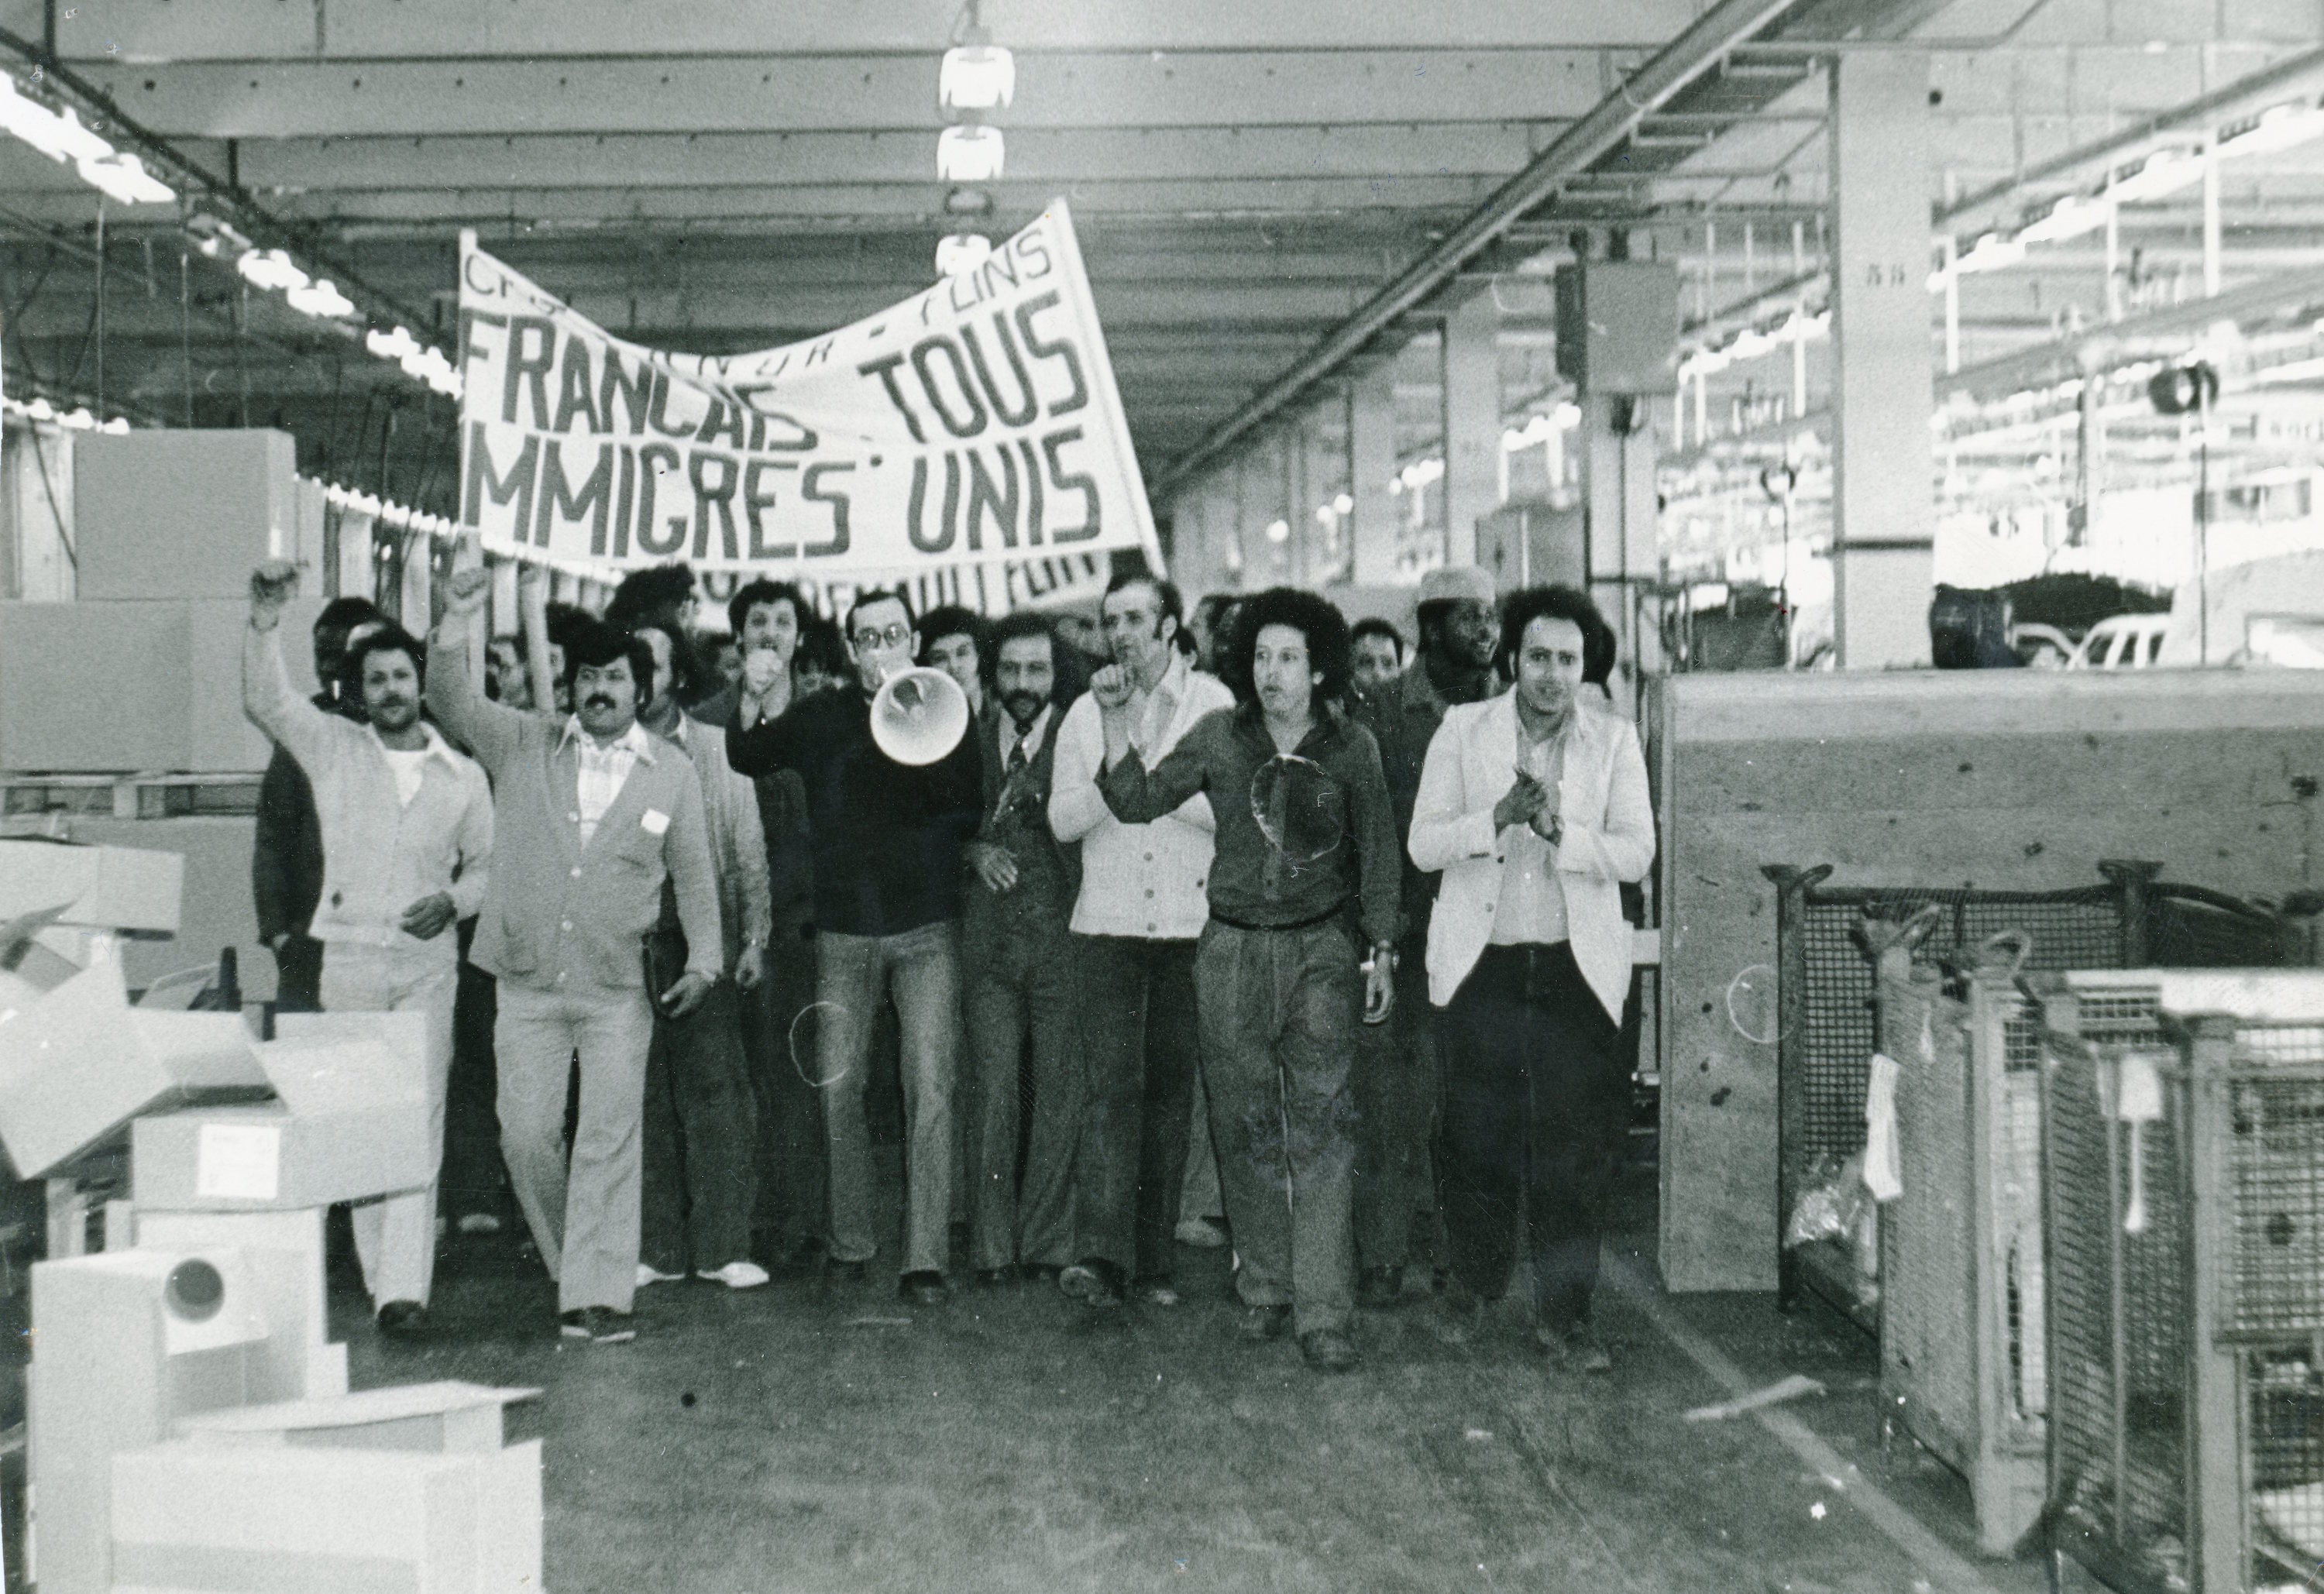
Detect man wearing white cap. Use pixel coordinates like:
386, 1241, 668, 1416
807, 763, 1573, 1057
1348, 564, 1499, 1308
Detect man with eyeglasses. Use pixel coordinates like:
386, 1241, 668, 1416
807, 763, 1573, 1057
726, 589, 983, 1307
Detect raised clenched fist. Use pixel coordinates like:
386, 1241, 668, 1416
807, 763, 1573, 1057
247, 560, 300, 629
443, 566, 490, 619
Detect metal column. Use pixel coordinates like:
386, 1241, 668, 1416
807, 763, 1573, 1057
1439, 293, 1501, 569
1346, 361, 1400, 586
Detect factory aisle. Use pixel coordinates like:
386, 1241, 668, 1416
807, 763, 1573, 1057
328, 1159, 2053, 1594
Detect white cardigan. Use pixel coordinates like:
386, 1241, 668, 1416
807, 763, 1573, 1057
1408, 692, 1655, 1021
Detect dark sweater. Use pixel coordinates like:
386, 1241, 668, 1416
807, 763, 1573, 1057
727, 688, 982, 939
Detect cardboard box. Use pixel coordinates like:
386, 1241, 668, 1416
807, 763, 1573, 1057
65, 816, 274, 1003
0, 838, 184, 933
131, 1009, 266, 1092
176, 1380, 540, 1455
131, 1098, 430, 1211
0, 960, 181, 1177
270, 1012, 429, 1108
111, 1438, 544, 1594
74, 429, 301, 601
134, 1207, 343, 1400
0, 598, 321, 772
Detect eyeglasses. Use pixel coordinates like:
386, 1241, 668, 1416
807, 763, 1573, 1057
851, 623, 913, 651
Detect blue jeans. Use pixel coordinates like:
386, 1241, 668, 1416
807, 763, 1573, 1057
814, 921, 961, 1276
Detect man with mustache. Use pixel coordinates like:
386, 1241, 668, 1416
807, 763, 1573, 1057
428, 567, 723, 1346
957, 610, 1080, 1286
244, 562, 493, 1340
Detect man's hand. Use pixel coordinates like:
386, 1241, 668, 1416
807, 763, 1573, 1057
733, 941, 765, 991
398, 892, 458, 941
661, 970, 714, 1019
737, 647, 790, 726
1528, 802, 1564, 846
1363, 944, 1396, 1027
249, 560, 300, 630
966, 840, 1019, 895
1493, 770, 1549, 833
442, 566, 490, 622
516, 561, 548, 599
1089, 664, 1133, 713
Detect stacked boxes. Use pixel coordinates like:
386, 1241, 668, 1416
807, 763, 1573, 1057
0, 428, 318, 774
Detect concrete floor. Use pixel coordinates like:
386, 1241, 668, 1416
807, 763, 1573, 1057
327, 1155, 2062, 1594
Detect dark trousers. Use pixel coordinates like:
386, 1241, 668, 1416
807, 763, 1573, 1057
961, 902, 1081, 1271
1435, 942, 1626, 1331
744, 919, 827, 1254
1352, 929, 1435, 1273
1197, 919, 1361, 1336
442, 955, 511, 1218
272, 933, 323, 1012
641, 981, 758, 1274
1071, 934, 1199, 1285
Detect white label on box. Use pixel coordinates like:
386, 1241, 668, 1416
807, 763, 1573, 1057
195, 1122, 281, 1201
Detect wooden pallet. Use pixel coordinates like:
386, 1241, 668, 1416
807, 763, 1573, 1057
0, 771, 263, 821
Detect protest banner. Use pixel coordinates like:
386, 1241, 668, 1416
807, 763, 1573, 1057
456, 202, 1160, 602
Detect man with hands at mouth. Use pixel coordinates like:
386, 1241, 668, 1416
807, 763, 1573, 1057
244, 562, 493, 1340
426, 565, 724, 1345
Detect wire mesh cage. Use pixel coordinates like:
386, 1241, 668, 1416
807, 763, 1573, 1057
1871, 916, 2047, 1554
2038, 972, 2324, 1594
1765, 863, 2151, 1331
1765, 863, 2295, 1335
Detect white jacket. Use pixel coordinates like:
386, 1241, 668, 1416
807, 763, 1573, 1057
1408, 692, 1655, 1021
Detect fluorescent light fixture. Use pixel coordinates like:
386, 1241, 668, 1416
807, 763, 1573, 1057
367, 325, 424, 362
1954, 231, 2028, 277
237, 249, 310, 294
937, 123, 1006, 182
75, 150, 172, 205
58, 407, 96, 431
2109, 146, 2202, 204
1332, 492, 1354, 515
1315, 503, 1336, 524
2018, 192, 2111, 246
1397, 456, 1446, 492
1264, 518, 1290, 543
935, 232, 992, 276
940, 44, 1016, 113
2219, 99, 2324, 159
101, 416, 129, 434
286, 278, 356, 319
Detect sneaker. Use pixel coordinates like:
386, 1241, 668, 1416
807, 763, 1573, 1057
456, 1213, 502, 1235
559, 1307, 636, 1344
1174, 1214, 1229, 1249
1300, 1327, 1360, 1372
697, 1260, 771, 1290
376, 1300, 427, 1339
636, 1262, 686, 1287
1134, 1278, 1181, 1308
1238, 1303, 1292, 1342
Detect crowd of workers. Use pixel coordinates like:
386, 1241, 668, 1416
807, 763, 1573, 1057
242, 552, 1652, 1375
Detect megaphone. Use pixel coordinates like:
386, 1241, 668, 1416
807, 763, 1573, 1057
870, 664, 971, 765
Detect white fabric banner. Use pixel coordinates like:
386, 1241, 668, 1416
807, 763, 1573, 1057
456, 201, 1158, 584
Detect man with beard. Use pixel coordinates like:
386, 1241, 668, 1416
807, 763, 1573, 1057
243, 562, 493, 1338
428, 568, 722, 1346
1348, 566, 1500, 1306
1410, 586, 1654, 1371
958, 611, 1080, 1285
1047, 572, 1232, 1311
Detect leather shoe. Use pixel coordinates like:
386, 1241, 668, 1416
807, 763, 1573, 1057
1538, 1320, 1613, 1373
826, 1256, 868, 1283
1239, 1303, 1292, 1342
899, 1269, 953, 1307
1061, 1260, 1124, 1308
376, 1300, 427, 1339
557, 1306, 635, 1344
1300, 1328, 1360, 1372
1356, 1265, 1401, 1309
974, 1266, 1016, 1287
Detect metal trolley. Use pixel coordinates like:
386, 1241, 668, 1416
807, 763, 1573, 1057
2037, 970, 2324, 1594
1868, 913, 2049, 1556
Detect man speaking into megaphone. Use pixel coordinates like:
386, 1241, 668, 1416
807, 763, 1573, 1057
726, 589, 982, 1308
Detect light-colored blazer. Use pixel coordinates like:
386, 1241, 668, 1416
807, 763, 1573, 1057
1408, 692, 1655, 1022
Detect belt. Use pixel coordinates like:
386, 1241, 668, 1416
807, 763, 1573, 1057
1210, 902, 1349, 935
